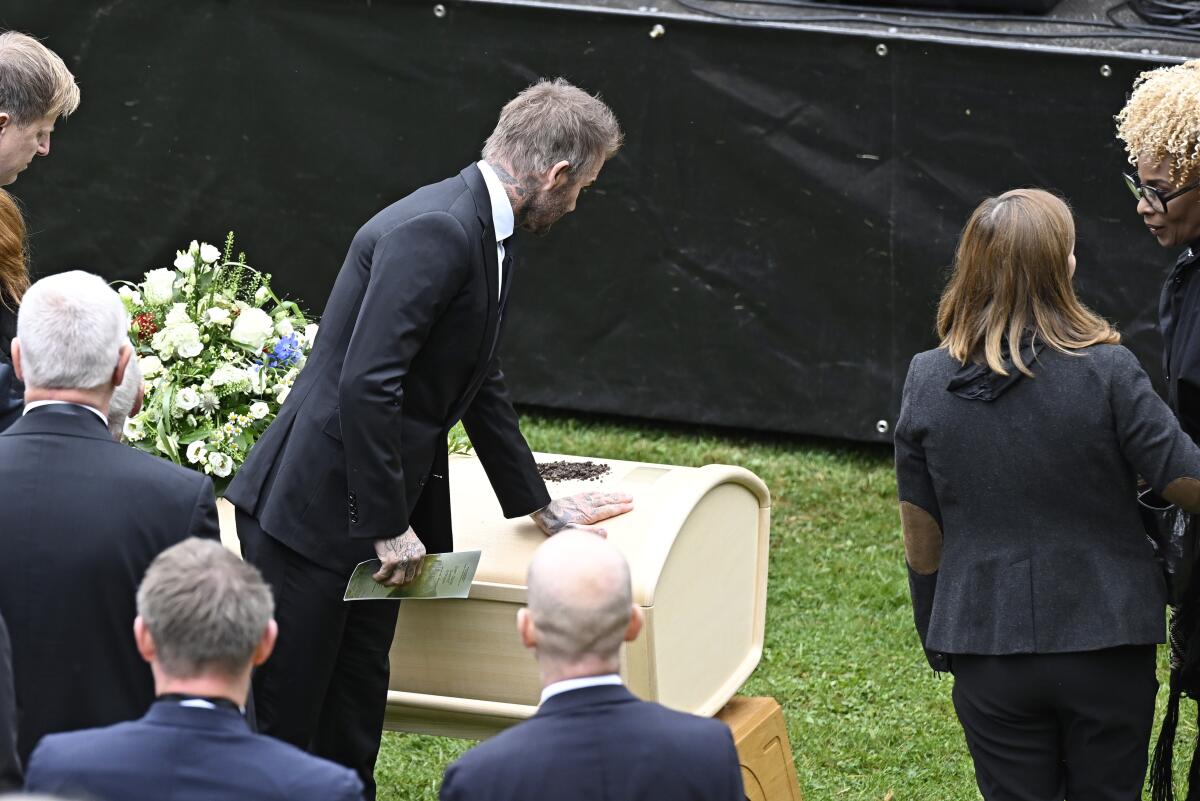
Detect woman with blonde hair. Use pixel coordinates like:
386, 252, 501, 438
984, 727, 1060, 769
0, 188, 28, 431
896, 188, 1200, 800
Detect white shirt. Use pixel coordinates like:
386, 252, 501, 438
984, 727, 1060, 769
540, 673, 623, 705
477, 160, 515, 302
24, 399, 108, 426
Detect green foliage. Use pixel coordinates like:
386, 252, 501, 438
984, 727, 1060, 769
447, 422, 472, 456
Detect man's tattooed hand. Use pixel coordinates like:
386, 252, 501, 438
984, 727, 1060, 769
530, 491, 635, 538
373, 528, 427, 587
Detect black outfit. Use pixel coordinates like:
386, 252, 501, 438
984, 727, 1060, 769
439, 684, 745, 801
895, 344, 1200, 800
0, 404, 220, 763
1160, 243, 1200, 441
0, 303, 20, 432
25, 699, 364, 801
225, 164, 550, 797
0, 613, 19, 792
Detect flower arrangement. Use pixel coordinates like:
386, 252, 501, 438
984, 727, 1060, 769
117, 234, 316, 492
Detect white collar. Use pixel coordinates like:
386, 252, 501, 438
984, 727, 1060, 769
24, 399, 108, 426
477, 160, 515, 243
540, 674, 623, 705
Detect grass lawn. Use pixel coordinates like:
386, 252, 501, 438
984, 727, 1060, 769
375, 410, 1194, 801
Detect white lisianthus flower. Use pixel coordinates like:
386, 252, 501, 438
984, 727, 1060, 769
165, 303, 191, 327
208, 452, 234, 478
123, 417, 146, 442
275, 318, 294, 336
199, 242, 221, 264
230, 307, 274, 350
152, 322, 202, 360
206, 307, 231, 326
176, 387, 201, 411
117, 286, 143, 307
142, 268, 177, 305
210, 364, 249, 387
139, 355, 163, 378
188, 240, 200, 256
277, 385, 291, 404
249, 401, 270, 420
186, 441, 208, 464
254, 286, 270, 303
303, 323, 319, 347
174, 251, 195, 272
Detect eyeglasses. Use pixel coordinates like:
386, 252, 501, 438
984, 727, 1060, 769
1124, 172, 1200, 214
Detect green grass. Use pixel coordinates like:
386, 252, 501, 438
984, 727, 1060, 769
376, 410, 1194, 801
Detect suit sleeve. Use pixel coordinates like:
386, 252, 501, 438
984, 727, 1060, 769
0, 614, 20, 793
337, 768, 365, 801
340, 214, 471, 539
893, 357, 948, 671
439, 762, 464, 801
1109, 346, 1200, 512
188, 476, 221, 541
460, 359, 551, 518
720, 728, 744, 801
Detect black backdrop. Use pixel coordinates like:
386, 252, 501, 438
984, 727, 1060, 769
0, 0, 1176, 442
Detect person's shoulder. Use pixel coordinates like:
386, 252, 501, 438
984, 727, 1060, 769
251, 730, 363, 796
633, 699, 733, 741
111, 442, 213, 491
28, 719, 141, 770
361, 173, 475, 235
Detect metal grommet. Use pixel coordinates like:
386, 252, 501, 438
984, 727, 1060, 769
876, 419, 890, 434
1099, 64, 1113, 78
433, 4, 447, 17
875, 43, 889, 57
649, 23, 666, 38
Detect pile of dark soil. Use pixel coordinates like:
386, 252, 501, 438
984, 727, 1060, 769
536, 460, 612, 483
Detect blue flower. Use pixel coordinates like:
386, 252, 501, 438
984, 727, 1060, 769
260, 333, 302, 370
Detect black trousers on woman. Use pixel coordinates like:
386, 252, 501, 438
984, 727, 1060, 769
951, 645, 1158, 801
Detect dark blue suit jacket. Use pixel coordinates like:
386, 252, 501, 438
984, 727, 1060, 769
440, 685, 745, 801
25, 700, 364, 801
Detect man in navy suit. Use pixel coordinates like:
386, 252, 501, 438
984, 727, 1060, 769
0, 271, 219, 765
25, 538, 364, 801
439, 531, 745, 801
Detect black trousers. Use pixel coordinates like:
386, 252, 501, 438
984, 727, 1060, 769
951, 645, 1158, 801
237, 511, 400, 801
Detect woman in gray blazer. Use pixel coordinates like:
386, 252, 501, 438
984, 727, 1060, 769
896, 188, 1200, 801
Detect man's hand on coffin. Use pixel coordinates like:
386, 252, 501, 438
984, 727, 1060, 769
530, 491, 635, 538
372, 528, 427, 586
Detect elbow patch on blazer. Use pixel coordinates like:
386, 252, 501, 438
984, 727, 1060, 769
900, 501, 942, 575
1163, 477, 1200, 513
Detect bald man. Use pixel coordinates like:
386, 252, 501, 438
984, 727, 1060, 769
439, 532, 745, 801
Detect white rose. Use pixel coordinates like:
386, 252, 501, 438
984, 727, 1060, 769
249, 401, 270, 420
208, 452, 234, 478
142, 268, 177, 305
210, 364, 248, 387
188, 240, 200, 256
303, 323, 319, 347
118, 286, 143, 307
254, 286, 270, 303
176, 387, 200, 411
275, 318, 294, 337
277, 385, 291, 404
199, 242, 221, 264
230, 307, 274, 350
206, 307, 231, 326
174, 251, 194, 272
123, 417, 146, 442
186, 441, 208, 464
152, 322, 202, 360
139, 355, 163, 378
165, 303, 191, 327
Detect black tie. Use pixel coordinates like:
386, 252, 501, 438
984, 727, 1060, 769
499, 237, 516, 314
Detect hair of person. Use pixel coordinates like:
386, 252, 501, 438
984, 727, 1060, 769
137, 538, 275, 679
482, 77, 623, 181
525, 534, 633, 665
0, 31, 80, 125
108, 349, 141, 438
16, 270, 128, 390
1116, 59, 1200, 184
0, 188, 27, 312
936, 188, 1119, 377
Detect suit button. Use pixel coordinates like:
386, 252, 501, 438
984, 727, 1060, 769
350, 514, 359, 524
348, 491, 357, 501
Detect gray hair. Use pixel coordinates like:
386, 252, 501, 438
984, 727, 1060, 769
17, 271, 128, 390
137, 538, 275, 678
108, 351, 142, 439
0, 31, 79, 125
526, 532, 633, 664
482, 78, 623, 180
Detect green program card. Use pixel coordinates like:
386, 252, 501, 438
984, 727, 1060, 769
343, 551, 482, 601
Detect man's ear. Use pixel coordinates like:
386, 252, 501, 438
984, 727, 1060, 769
252, 619, 279, 667
10, 338, 21, 382
0, 112, 9, 134
517, 607, 538, 650
112, 343, 132, 389
134, 616, 156, 665
624, 605, 643, 643
546, 159, 572, 190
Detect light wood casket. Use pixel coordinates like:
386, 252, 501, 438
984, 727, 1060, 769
383, 453, 770, 739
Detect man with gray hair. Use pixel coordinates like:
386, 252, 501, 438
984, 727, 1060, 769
24, 538, 363, 801
440, 531, 745, 801
226, 77, 633, 795
0, 30, 79, 187
0, 271, 219, 765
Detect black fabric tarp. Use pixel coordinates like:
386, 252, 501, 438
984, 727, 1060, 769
0, 0, 1177, 441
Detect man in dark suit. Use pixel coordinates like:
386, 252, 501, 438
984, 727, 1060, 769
0, 616, 18, 793
0, 271, 220, 764
440, 531, 745, 801
25, 538, 363, 801
225, 78, 633, 796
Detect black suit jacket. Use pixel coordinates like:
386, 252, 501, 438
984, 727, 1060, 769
440, 685, 745, 801
0, 404, 220, 762
0, 304, 19, 433
0, 613, 19, 792
226, 164, 549, 573
25, 700, 363, 801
